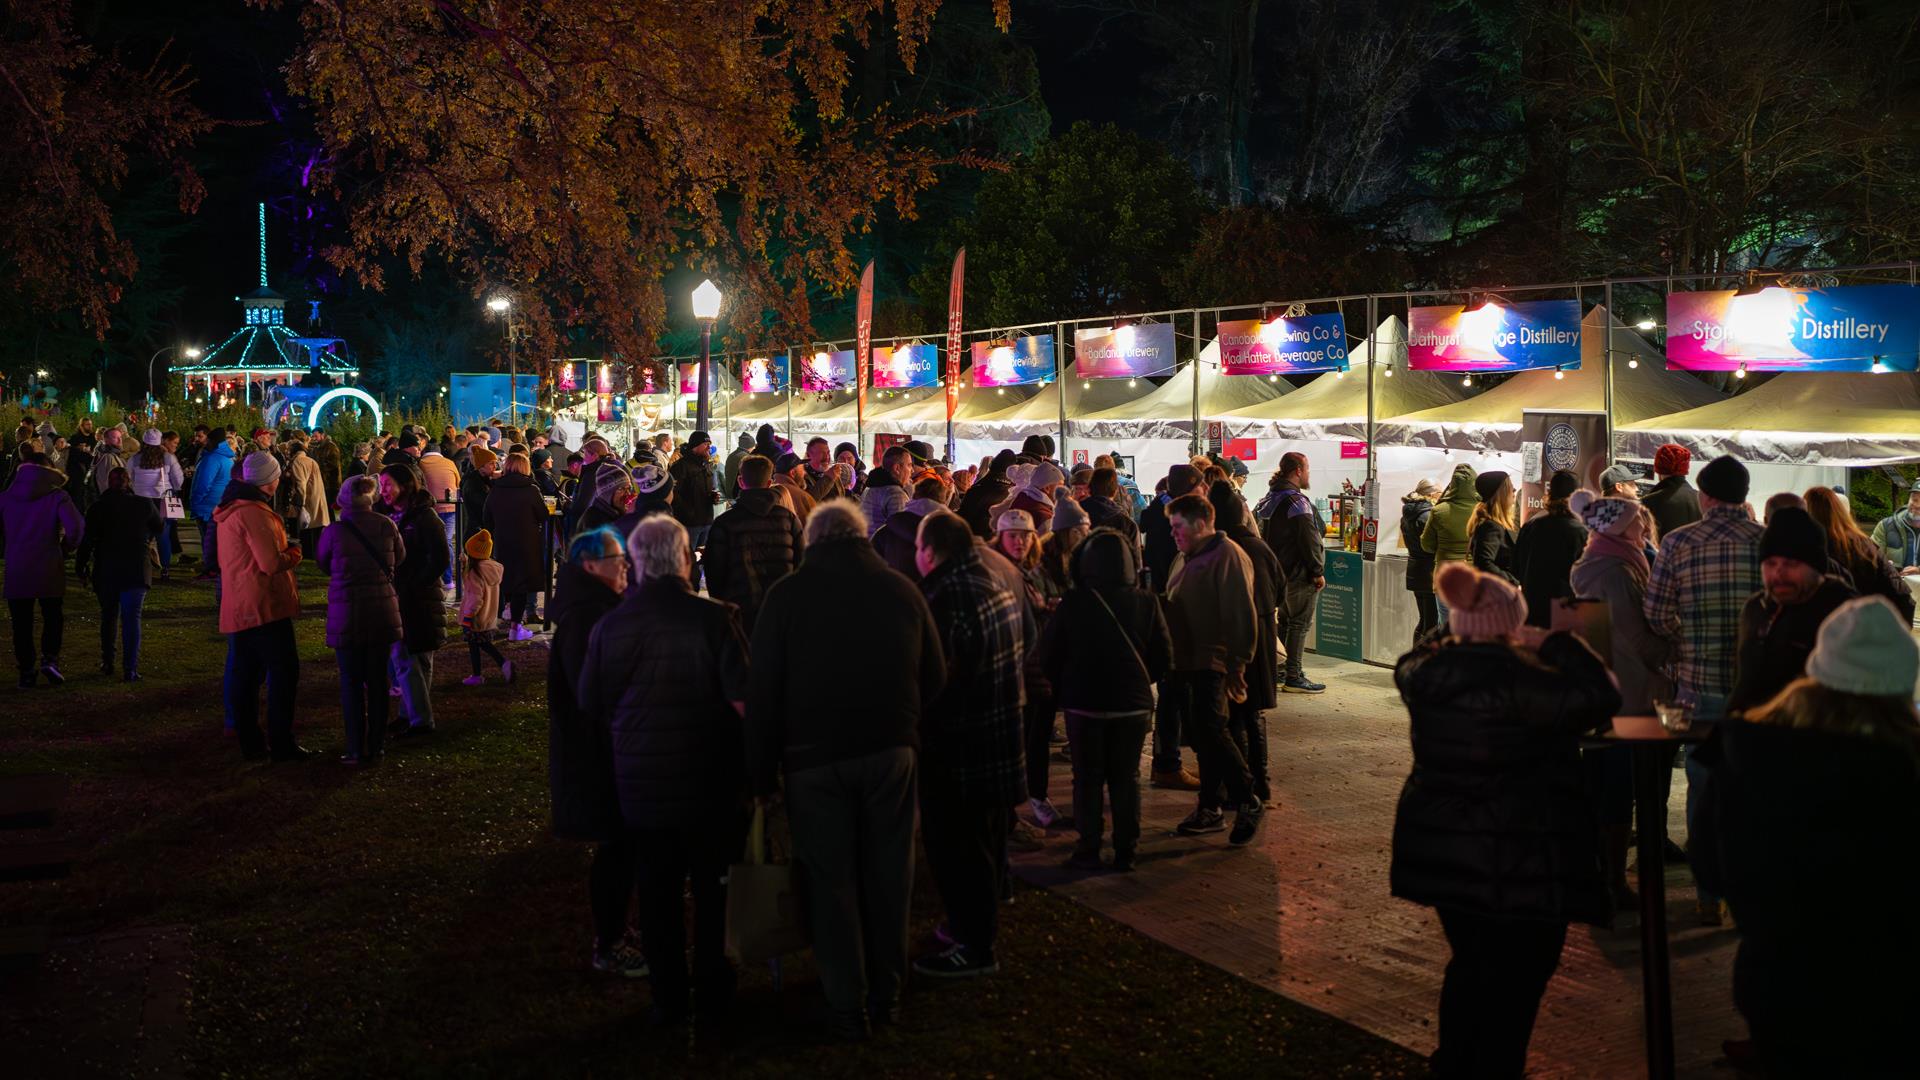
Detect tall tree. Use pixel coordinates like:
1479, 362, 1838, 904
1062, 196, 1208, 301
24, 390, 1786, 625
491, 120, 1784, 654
914, 121, 1205, 324
0, 0, 212, 337
276, 0, 1010, 362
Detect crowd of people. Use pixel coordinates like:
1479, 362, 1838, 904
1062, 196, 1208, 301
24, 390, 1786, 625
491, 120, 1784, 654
1390, 443, 1919, 1078
2, 411, 1915, 1075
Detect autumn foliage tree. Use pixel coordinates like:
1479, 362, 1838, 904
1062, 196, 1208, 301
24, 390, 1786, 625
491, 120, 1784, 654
275, 0, 1009, 362
0, 0, 212, 337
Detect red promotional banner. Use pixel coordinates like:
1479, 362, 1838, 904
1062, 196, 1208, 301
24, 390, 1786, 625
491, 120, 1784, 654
945, 248, 965, 460
855, 260, 874, 437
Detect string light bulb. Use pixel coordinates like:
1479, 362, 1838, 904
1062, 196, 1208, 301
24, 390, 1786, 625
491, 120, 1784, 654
1553, 367, 1565, 380
1336, 369, 1345, 379
1735, 363, 1748, 380
1628, 358, 1639, 369
1462, 374, 1472, 387
1382, 367, 1393, 379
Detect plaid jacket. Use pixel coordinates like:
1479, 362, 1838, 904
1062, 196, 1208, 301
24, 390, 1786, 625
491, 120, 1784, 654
920, 550, 1028, 806
1644, 505, 1763, 706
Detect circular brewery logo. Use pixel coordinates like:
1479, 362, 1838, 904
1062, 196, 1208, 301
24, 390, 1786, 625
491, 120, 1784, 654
1544, 422, 1580, 473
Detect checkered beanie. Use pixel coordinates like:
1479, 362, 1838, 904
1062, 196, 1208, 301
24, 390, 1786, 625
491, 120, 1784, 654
1570, 489, 1637, 537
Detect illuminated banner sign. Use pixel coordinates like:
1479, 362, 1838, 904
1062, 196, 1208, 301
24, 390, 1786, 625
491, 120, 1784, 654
1409, 299, 1582, 372
1075, 323, 1176, 379
1218, 313, 1349, 376
971, 334, 1055, 387
676, 361, 721, 396
799, 349, 856, 392
1665, 284, 1920, 371
871, 343, 941, 389
740, 354, 789, 393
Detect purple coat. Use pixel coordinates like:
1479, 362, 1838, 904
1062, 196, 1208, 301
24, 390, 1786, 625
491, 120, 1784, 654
315, 509, 405, 649
0, 463, 84, 599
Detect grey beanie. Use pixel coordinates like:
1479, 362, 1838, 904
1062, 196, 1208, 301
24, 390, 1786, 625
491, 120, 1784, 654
1807, 595, 1920, 697
242, 450, 281, 487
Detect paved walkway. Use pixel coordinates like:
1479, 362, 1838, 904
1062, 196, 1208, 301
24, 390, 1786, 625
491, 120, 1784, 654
1012, 656, 1743, 1079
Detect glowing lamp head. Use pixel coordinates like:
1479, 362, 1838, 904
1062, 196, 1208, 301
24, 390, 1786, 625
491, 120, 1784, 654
1627, 358, 1639, 369
691, 279, 723, 321
1735, 363, 1748, 380
1115, 324, 1136, 349
1462, 374, 1473, 386
185, 347, 202, 359
34, 369, 48, 378
1457, 300, 1506, 352
487, 297, 511, 313
1382, 367, 1393, 378
1553, 368, 1565, 380
1636, 319, 1656, 331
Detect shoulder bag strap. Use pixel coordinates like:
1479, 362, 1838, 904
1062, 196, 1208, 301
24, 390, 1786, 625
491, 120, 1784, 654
1088, 587, 1152, 683
339, 518, 395, 583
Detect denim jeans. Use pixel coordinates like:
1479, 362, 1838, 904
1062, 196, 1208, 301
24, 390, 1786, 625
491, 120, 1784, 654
98, 587, 147, 674
149, 497, 172, 569
1168, 670, 1252, 811
437, 511, 457, 586
1682, 689, 1728, 906
226, 618, 300, 756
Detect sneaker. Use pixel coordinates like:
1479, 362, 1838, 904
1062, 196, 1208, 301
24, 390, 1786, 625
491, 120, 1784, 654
501, 660, 516, 684
123, 672, 142, 683
1028, 797, 1063, 829
913, 943, 998, 979
1228, 798, 1264, 846
592, 939, 649, 978
1007, 820, 1044, 852
100, 661, 114, 677
1176, 807, 1226, 836
1151, 768, 1202, 791
509, 623, 534, 642
1281, 676, 1325, 694
933, 922, 958, 948
40, 662, 64, 686
16, 674, 34, 690
462, 675, 485, 686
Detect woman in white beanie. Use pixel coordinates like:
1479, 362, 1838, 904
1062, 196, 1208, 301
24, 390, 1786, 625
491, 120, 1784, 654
131, 428, 185, 578
1691, 594, 1919, 1078
1391, 562, 1621, 1079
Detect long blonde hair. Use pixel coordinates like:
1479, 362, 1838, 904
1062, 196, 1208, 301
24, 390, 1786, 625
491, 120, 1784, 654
1746, 677, 1920, 764
1466, 474, 1516, 534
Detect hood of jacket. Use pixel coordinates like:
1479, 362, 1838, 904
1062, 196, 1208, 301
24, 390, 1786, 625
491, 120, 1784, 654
1439, 463, 1478, 508
467, 559, 504, 587
902, 496, 945, 517
5, 462, 67, 500
212, 484, 273, 523
1073, 529, 1138, 589
204, 441, 236, 465
493, 470, 536, 492
865, 466, 902, 491
1211, 485, 1251, 533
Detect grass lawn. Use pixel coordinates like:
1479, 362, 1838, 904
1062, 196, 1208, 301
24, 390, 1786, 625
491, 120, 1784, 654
0, 566, 1426, 1078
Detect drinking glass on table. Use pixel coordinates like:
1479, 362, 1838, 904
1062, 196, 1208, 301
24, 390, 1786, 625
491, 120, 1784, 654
1653, 698, 1690, 733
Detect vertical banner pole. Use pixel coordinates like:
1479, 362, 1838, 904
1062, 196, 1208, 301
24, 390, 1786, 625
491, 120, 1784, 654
1054, 322, 1068, 461
1602, 281, 1616, 460
1190, 309, 1203, 457
1366, 295, 1378, 480
785, 347, 795, 443
945, 249, 965, 464
855, 261, 874, 460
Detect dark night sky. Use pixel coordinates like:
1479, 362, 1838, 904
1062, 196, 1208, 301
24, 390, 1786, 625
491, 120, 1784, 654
131, 2, 1197, 355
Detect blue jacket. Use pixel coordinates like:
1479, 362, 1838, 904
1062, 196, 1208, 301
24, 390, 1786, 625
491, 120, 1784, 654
188, 441, 235, 520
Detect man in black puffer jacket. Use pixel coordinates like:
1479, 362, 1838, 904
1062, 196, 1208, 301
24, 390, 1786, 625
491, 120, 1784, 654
1040, 528, 1172, 871
703, 454, 802, 632
577, 515, 749, 1024
957, 449, 1015, 539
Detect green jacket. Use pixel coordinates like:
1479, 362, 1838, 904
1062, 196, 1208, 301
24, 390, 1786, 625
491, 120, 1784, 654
1870, 510, 1920, 570
1420, 463, 1479, 585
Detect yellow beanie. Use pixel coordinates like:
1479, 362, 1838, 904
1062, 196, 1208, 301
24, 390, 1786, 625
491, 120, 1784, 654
465, 529, 493, 561
471, 446, 497, 472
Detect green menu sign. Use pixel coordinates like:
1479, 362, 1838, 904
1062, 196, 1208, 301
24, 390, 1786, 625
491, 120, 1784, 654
1316, 549, 1365, 661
